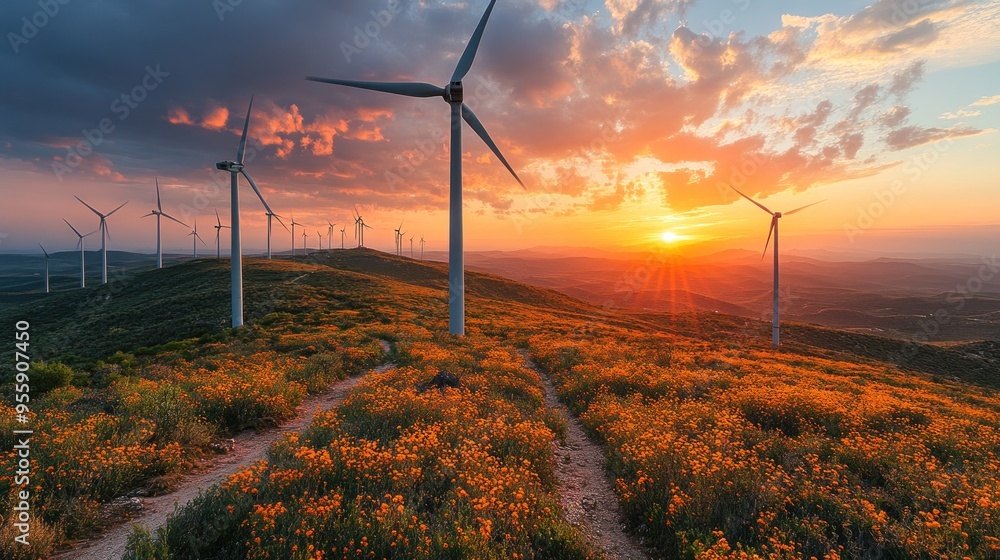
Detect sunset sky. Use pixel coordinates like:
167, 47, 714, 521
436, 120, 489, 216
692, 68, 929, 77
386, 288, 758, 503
1, 0, 998, 258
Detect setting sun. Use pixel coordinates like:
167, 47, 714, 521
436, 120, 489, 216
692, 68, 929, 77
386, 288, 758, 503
660, 231, 681, 244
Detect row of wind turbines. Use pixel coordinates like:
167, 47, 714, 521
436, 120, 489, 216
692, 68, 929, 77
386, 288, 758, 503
39, 0, 818, 346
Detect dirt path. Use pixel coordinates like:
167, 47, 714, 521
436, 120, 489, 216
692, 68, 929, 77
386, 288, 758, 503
519, 350, 650, 560
54, 341, 393, 560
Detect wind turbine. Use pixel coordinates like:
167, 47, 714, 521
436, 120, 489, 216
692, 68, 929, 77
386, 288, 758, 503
409, 235, 414, 258
420, 235, 425, 260
215, 96, 276, 328
352, 206, 372, 247
317, 230, 323, 251
730, 185, 822, 346
214, 209, 230, 259
39, 244, 51, 293
64, 219, 94, 288
302, 231, 308, 255
188, 219, 207, 258
327, 221, 336, 249
75, 196, 128, 285
141, 178, 189, 269
394, 221, 404, 255
265, 211, 289, 260
340, 225, 347, 249
290, 216, 304, 257
307, 0, 525, 335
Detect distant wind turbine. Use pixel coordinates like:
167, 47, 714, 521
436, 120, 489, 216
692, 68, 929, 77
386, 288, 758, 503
188, 219, 207, 258
307, 0, 526, 335
420, 235, 425, 260
141, 178, 189, 269
290, 216, 304, 257
64, 219, 95, 288
75, 196, 127, 285
302, 231, 308, 255
731, 185, 823, 346
394, 221, 404, 255
214, 209, 230, 259
353, 206, 372, 247
39, 244, 51, 293
340, 225, 347, 249
327, 221, 336, 249
317, 230, 323, 251
409, 235, 414, 258
214, 96, 276, 328
265, 211, 289, 260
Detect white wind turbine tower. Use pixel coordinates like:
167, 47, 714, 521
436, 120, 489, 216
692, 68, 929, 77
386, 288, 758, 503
188, 219, 207, 257
394, 221, 404, 255
317, 230, 323, 251
75, 196, 128, 285
39, 244, 51, 293
340, 225, 347, 249
265, 211, 289, 260
731, 185, 822, 346
290, 216, 304, 257
214, 209, 230, 259
327, 221, 336, 249
353, 207, 372, 247
302, 231, 308, 255
64, 219, 94, 288
215, 96, 277, 328
308, 0, 525, 335
420, 235, 425, 260
409, 235, 414, 258
141, 178, 189, 269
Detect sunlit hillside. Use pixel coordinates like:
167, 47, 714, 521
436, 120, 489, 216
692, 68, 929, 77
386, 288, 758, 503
1, 250, 997, 559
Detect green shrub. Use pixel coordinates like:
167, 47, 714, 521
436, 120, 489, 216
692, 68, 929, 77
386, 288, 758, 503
31, 361, 75, 394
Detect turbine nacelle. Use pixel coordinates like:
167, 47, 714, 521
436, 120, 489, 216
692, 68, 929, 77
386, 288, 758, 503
444, 81, 464, 103
216, 160, 244, 172
774, 212, 782, 218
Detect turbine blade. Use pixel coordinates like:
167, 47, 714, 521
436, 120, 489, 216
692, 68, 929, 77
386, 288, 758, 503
63, 218, 84, 238
104, 220, 112, 240
784, 200, 825, 216
364, 223, 373, 229
216, 209, 222, 227
730, 185, 773, 215
462, 104, 525, 189
240, 168, 274, 214
155, 177, 162, 212
273, 214, 290, 232
75, 196, 102, 217
762, 216, 777, 260
452, 0, 499, 82
161, 212, 189, 228
141, 212, 156, 218
106, 201, 128, 217
306, 77, 445, 98
39, 244, 49, 258
237, 95, 254, 164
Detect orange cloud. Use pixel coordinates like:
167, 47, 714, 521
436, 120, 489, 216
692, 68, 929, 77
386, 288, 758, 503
201, 106, 230, 130
166, 106, 193, 126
